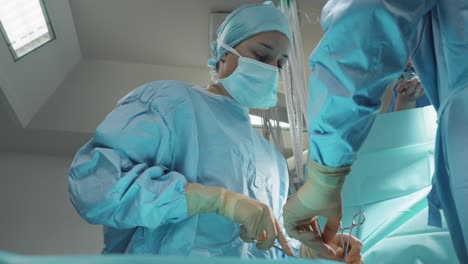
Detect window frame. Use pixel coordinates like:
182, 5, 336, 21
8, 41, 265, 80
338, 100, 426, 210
0, 0, 56, 61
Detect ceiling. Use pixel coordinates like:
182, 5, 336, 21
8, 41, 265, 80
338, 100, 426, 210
0, 0, 327, 157
70, 0, 326, 67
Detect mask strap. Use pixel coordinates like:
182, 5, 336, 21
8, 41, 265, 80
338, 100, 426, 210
217, 40, 241, 57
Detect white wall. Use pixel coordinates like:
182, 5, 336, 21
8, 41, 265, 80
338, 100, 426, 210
29, 59, 210, 133
0, 152, 101, 254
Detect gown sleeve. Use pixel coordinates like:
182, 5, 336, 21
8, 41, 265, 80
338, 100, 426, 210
308, 0, 435, 167
68, 84, 188, 229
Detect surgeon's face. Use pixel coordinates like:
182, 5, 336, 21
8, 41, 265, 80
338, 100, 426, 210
217, 31, 290, 79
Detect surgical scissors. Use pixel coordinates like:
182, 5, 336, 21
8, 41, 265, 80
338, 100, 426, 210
257, 212, 366, 259
253, 237, 297, 258
273, 245, 297, 258
338, 211, 366, 257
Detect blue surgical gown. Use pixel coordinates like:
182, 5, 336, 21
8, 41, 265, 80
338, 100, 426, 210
68, 80, 289, 258
307, 0, 468, 261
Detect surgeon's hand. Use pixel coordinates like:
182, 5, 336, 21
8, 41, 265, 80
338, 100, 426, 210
300, 233, 363, 264
185, 183, 293, 255
283, 158, 350, 256
394, 78, 425, 111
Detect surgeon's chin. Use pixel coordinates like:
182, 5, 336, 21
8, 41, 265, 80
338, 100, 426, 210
207, 82, 231, 98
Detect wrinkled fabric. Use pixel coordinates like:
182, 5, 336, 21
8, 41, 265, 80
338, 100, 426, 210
339, 107, 457, 263
68, 80, 289, 258
307, 0, 467, 260
208, 1, 291, 68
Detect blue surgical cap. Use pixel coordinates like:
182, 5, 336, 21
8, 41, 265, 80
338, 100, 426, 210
208, 1, 291, 68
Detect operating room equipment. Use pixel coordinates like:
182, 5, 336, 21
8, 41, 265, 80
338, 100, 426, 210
339, 211, 365, 258
313, 211, 366, 259
261, 106, 287, 157
278, 0, 309, 194
252, 237, 296, 258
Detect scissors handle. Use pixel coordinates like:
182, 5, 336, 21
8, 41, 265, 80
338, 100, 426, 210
341, 211, 366, 258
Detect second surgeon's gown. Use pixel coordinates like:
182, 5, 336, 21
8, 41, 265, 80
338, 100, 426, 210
307, 0, 467, 259
68, 80, 289, 258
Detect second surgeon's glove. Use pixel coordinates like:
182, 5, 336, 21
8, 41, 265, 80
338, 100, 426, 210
283, 157, 350, 256
300, 234, 363, 264
185, 183, 293, 255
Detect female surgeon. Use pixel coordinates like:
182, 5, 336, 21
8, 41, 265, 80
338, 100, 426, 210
68, 1, 362, 261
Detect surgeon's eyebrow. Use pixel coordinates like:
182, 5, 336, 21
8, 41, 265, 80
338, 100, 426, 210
259, 42, 289, 59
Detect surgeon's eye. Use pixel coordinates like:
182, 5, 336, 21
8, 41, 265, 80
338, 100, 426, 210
277, 63, 284, 70
254, 53, 268, 62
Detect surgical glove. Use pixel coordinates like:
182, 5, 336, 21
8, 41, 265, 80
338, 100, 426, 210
300, 233, 363, 264
186, 183, 293, 255
283, 157, 350, 252
394, 78, 425, 111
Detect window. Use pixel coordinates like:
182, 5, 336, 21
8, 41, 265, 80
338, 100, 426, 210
249, 114, 290, 129
0, 0, 55, 60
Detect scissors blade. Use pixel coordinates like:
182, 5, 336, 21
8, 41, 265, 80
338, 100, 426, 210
273, 245, 297, 258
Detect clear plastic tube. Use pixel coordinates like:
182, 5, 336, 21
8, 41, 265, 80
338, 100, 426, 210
279, 0, 309, 193
261, 106, 286, 157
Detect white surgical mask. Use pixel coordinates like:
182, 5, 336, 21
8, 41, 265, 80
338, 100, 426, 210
216, 40, 279, 109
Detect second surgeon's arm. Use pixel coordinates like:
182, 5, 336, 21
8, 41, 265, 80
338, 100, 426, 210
68, 93, 187, 229
308, 0, 434, 167
283, 0, 436, 247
